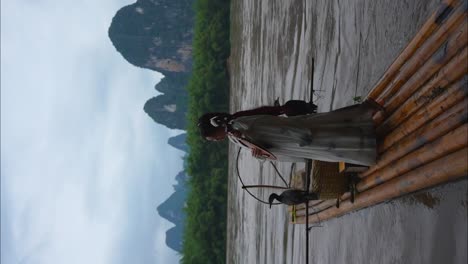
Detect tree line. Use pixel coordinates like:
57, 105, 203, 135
182, 0, 231, 263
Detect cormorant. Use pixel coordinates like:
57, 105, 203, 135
268, 190, 319, 208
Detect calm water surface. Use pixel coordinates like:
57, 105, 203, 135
227, 1, 467, 263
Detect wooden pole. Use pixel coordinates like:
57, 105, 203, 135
362, 99, 467, 177
305, 201, 309, 263
295, 148, 468, 224
305, 57, 315, 264
309, 58, 315, 104
367, 0, 459, 101
305, 159, 312, 264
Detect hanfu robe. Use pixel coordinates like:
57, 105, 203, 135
229, 103, 377, 166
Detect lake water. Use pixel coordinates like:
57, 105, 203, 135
227, 1, 468, 263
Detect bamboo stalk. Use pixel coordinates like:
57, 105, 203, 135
376, 34, 468, 127
377, 46, 468, 134
293, 199, 336, 217
373, 26, 468, 126
360, 124, 467, 192
367, 0, 459, 101
373, 39, 468, 125
294, 206, 323, 217
379, 76, 468, 152
362, 99, 468, 177
293, 119, 466, 212
374, 2, 467, 105
288, 200, 322, 212
341, 121, 468, 201
295, 148, 468, 224
291, 2, 468, 224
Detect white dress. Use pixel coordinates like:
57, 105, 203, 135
230, 103, 377, 166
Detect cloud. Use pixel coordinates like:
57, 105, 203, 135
1, 0, 184, 263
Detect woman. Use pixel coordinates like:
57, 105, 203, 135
198, 100, 378, 166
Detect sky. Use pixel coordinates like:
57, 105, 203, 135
1, 0, 185, 263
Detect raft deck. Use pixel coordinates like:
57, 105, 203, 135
291, 0, 468, 224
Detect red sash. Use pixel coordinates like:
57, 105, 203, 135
229, 133, 277, 160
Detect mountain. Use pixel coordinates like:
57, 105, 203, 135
108, 0, 194, 74
165, 226, 184, 253
168, 133, 188, 152
108, 0, 194, 129
143, 73, 189, 129
157, 171, 188, 252
108, 0, 193, 254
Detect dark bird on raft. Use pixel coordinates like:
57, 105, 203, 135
268, 190, 319, 208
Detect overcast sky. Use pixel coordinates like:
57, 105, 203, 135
1, 0, 184, 263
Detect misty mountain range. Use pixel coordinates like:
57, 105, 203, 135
109, 0, 194, 253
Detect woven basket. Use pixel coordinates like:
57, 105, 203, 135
310, 160, 348, 200
288, 161, 348, 223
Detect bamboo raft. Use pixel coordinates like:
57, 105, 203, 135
291, 0, 468, 224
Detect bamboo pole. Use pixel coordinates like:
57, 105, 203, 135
294, 204, 325, 217
296, 123, 468, 216
360, 124, 467, 192
289, 120, 466, 214
292, 199, 336, 217
374, 2, 467, 105
288, 200, 322, 212
362, 99, 468, 177
376, 46, 468, 138
367, 0, 459, 101
292, 0, 468, 225
294, 148, 468, 224
379, 76, 468, 152
373, 26, 468, 125
373, 32, 468, 127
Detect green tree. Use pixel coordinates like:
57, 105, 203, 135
181, 0, 231, 263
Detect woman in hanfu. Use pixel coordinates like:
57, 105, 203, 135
198, 100, 378, 166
